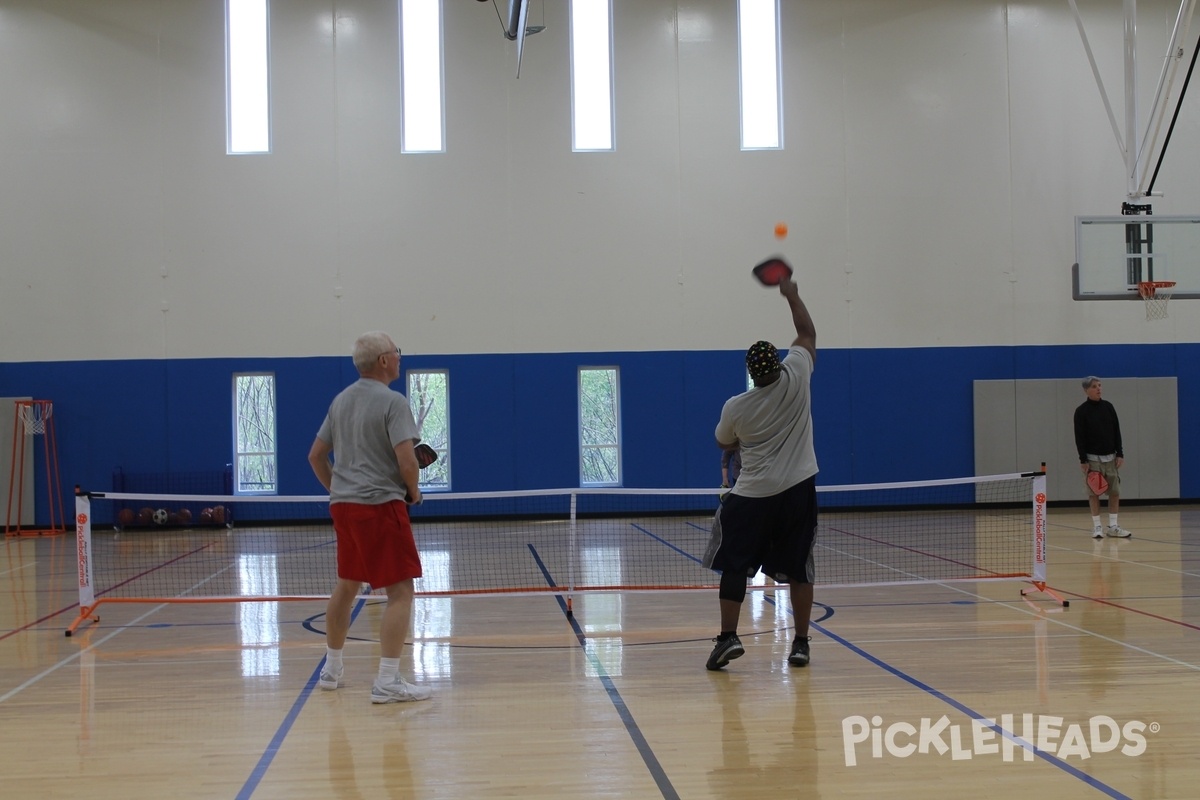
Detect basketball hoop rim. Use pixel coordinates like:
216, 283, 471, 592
1137, 280, 1176, 298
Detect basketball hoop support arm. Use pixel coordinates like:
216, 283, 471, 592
1067, 0, 1198, 199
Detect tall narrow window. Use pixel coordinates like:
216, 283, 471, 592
570, 0, 614, 151
226, 0, 271, 154
400, 0, 445, 153
738, 0, 782, 150
234, 373, 277, 494
408, 370, 450, 489
579, 368, 620, 486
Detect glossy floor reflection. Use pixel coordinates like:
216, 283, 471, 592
3, 505, 1200, 798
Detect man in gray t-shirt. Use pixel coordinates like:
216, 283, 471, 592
308, 331, 431, 704
703, 273, 819, 673
317, 378, 420, 505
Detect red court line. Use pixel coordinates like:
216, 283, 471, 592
1, 540, 220, 641
0, 601, 81, 642
1050, 586, 1200, 631
86, 541, 219, 598
824, 525, 1014, 578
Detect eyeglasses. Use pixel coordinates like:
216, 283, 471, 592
379, 347, 401, 360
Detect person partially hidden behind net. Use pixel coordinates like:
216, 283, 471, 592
1074, 375, 1131, 540
308, 331, 432, 703
703, 272, 819, 671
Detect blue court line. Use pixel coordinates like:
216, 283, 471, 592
525, 543, 681, 800
630, 522, 704, 562
811, 620, 1131, 799
239, 527, 1119, 798
658, 518, 1128, 796
236, 597, 367, 800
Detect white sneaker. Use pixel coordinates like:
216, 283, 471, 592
318, 666, 343, 690
1106, 525, 1132, 539
371, 676, 432, 704
1091, 528, 1104, 540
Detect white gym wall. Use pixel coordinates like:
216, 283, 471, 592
1, 0, 1198, 365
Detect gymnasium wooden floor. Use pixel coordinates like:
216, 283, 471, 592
3, 505, 1200, 799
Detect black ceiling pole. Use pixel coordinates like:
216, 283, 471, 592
1147, 32, 1200, 195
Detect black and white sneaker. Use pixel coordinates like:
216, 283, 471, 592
788, 635, 811, 668
706, 633, 745, 671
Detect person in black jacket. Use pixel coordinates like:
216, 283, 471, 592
1074, 377, 1131, 539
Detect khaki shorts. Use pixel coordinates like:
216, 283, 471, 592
1084, 458, 1120, 498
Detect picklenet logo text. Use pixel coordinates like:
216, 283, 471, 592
842, 714, 1154, 766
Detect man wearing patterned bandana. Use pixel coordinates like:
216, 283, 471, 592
703, 274, 819, 672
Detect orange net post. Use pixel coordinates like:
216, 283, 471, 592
6, 400, 67, 537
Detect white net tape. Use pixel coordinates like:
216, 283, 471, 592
18, 404, 51, 435
1140, 283, 1174, 322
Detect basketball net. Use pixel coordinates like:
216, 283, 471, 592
1138, 281, 1175, 322
7, 399, 66, 538
17, 402, 52, 435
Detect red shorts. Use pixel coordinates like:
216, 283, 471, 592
330, 500, 422, 589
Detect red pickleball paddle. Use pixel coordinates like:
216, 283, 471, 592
752, 256, 793, 286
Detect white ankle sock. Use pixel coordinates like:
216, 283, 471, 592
1109, 514, 1118, 528
1092, 515, 1102, 530
378, 657, 400, 683
326, 647, 343, 672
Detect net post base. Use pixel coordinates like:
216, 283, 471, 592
1021, 581, 1068, 608
66, 605, 101, 637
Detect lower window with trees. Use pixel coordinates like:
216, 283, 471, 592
579, 367, 621, 486
234, 373, 277, 494
408, 369, 449, 490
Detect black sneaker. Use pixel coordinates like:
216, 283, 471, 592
788, 635, 811, 667
705, 633, 745, 671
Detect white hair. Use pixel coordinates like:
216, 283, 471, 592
1082, 376, 1101, 389
352, 331, 393, 373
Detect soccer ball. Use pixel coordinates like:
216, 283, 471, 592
152, 508, 168, 525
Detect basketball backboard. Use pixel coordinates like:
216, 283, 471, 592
1073, 215, 1200, 300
